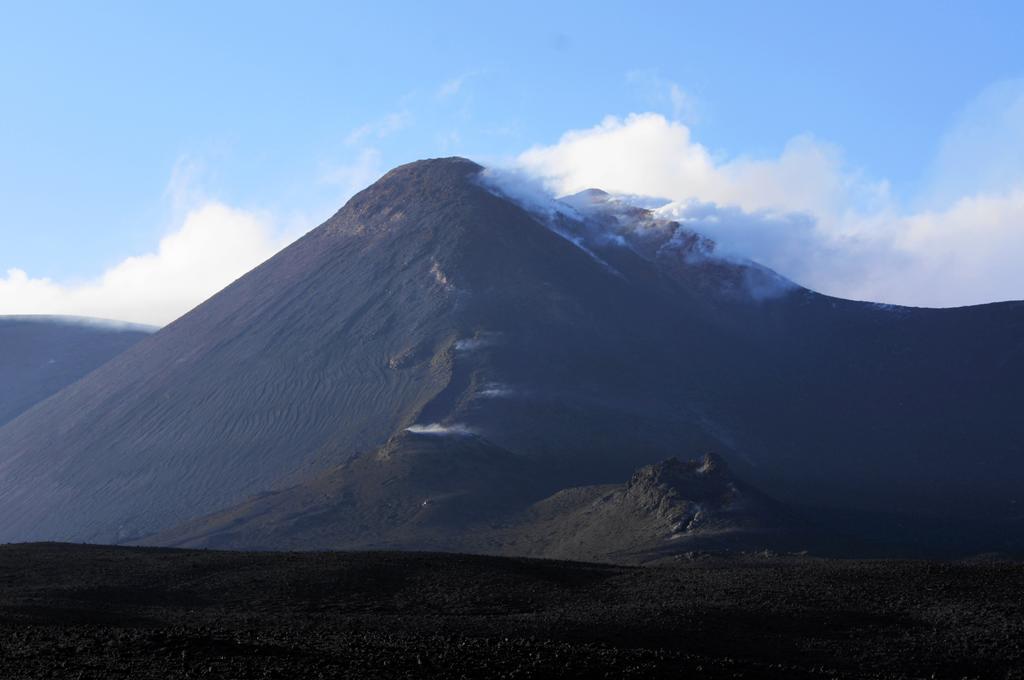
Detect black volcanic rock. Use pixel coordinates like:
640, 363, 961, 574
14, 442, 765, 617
0, 156, 1022, 555
627, 453, 734, 510
3, 544, 1023, 679
0, 316, 151, 427
502, 454, 800, 562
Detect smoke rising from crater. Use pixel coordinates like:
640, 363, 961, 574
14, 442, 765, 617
480, 165, 796, 299
513, 104, 1024, 307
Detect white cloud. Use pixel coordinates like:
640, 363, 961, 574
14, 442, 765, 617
437, 71, 485, 100
164, 155, 207, 212
626, 71, 699, 124
519, 113, 888, 216
864, 189, 1024, 306
437, 76, 466, 99
345, 111, 411, 145
0, 143, 389, 328
516, 109, 1024, 307
436, 130, 462, 151
923, 78, 1024, 207
0, 203, 293, 326
668, 83, 693, 123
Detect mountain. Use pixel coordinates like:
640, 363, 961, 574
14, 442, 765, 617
0, 316, 152, 427
0, 157, 1021, 558
151, 450, 806, 563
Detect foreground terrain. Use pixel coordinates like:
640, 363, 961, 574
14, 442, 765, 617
0, 544, 1020, 679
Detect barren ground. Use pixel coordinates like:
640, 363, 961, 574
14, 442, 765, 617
0, 544, 1021, 679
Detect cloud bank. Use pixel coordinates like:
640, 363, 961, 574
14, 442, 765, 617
517, 96, 1024, 307
0, 203, 291, 326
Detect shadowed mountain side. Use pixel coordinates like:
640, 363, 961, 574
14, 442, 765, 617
147, 451, 817, 563
0, 316, 152, 427
547, 188, 1024, 518
147, 431, 544, 553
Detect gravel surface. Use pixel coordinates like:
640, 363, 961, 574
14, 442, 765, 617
0, 544, 1021, 679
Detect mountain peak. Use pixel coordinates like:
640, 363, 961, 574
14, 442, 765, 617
325, 156, 486, 237
625, 454, 735, 508
394, 155, 481, 170
630, 453, 728, 482
377, 156, 483, 184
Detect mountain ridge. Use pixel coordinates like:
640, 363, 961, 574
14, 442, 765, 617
0, 316, 151, 428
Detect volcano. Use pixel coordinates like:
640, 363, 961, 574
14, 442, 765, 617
0, 158, 1021, 558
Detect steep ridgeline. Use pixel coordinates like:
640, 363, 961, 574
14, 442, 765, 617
0, 317, 152, 427
0, 157, 1022, 558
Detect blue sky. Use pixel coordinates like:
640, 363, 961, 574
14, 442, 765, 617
2, 1, 1024, 323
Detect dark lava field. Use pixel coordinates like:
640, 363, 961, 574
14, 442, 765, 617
0, 544, 1021, 679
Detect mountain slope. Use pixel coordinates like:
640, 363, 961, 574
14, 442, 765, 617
148, 430, 542, 552
151, 450, 807, 563
0, 157, 1022, 553
0, 316, 151, 427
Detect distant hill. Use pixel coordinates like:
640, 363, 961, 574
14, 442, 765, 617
0, 316, 152, 427
0, 158, 1021, 561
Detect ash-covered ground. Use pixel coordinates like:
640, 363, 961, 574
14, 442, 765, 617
0, 544, 1021, 679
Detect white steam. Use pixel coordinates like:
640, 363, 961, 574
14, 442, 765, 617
477, 382, 514, 399
514, 100, 1024, 307
454, 332, 502, 351
478, 167, 580, 223
405, 423, 477, 436
477, 168, 625, 277
481, 167, 794, 299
